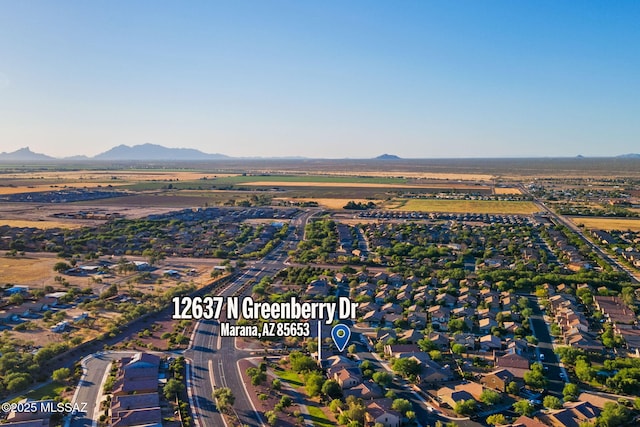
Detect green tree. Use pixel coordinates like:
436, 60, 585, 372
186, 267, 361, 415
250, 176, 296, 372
391, 357, 420, 379
289, 351, 318, 373
598, 402, 630, 427
480, 389, 501, 405
279, 396, 292, 408
372, 371, 393, 387
486, 414, 507, 426
513, 400, 535, 416
322, 380, 343, 400
506, 381, 520, 395
52, 367, 71, 383
53, 261, 71, 272
563, 383, 580, 401
524, 363, 548, 390
454, 399, 476, 416
213, 387, 235, 412
575, 358, 595, 382
305, 372, 325, 397
163, 378, 183, 400
265, 410, 278, 425
391, 398, 412, 416
417, 338, 437, 352
451, 343, 466, 355
543, 395, 563, 410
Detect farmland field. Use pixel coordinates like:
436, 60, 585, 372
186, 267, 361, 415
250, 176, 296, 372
387, 199, 539, 214
0, 256, 60, 285
494, 187, 522, 195
278, 198, 382, 209
0, 182, 127, 195
569, 217, 640, 232
0, 219, 84, 229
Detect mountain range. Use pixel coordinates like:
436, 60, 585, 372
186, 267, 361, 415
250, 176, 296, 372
0, 144, 229, 161
0, 145, 639, 161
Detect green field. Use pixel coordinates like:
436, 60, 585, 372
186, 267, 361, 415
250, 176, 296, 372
120, 174, 407, 191
306, 405, 334, 427
14, 381, 67, 402
275, 368, 304, 387
390, 198, 539, 214
210, 174, 408, 186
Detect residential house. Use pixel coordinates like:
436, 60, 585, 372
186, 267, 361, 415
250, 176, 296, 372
594, 296, 636, 325
365, 399, 401, 427
496, 352, 529, 371
428, 306, 451, 329
480, 369, 515, 392
453, 333, 476, 350
111, 393, 161, 427
539, 401, 600, 427
479, 334, 502, 351
384, 344, 421, 358
344, 380, 383, 401
112, 352, 160, 396
479, 316, 499, 333
399, 329, 424, 344
333, 367, 362, 390
505, 415, 548, 427
306, 278, 330, 298
436, 293, 457, 308
421, 359, 454, 384
427, 332, 450, 350
437, 387, 474, 409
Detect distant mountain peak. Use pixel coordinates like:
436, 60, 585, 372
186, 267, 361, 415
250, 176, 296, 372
0, 146, 54, 161
375, 153, 401, 160
617, 153, 640, 159
93, 143, 229, 161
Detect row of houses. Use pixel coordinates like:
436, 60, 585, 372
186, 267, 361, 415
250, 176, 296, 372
593, 295, 640, 354
110, 352, 162, 427
548, 292, 604, 352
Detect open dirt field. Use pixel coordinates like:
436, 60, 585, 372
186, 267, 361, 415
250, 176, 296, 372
0, 219, 85, 229
0, 255, 60, 285
494, 187, 522, 195
570, 217, 640, 232
1, 170, 236, 182
255, 170, 495, 181
244, 180, 492, 191
388, 198, 539, 214
0, 182, 128, 195
278, 197, 382, 209
244, 180, 419, 188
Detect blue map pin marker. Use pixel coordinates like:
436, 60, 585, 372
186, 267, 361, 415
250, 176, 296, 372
331, 324, 351, 352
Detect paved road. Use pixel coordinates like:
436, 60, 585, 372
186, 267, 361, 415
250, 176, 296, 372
527, 297, 565, 395
70, 351, 149, 427
185, 210, 316, 427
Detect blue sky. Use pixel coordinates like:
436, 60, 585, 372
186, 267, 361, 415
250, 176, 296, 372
1, 1, 639, 158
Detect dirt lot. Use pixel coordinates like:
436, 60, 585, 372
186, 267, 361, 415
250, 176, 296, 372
0, 202, 182, 223
277, 197, 382, 210
0, 182, 128, 195
494, 187, 522, 195
0, 254, 63, 285
570, 217, 640, 232
387, 198, 539, 214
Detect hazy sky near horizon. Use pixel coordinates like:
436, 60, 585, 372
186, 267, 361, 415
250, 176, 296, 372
1, 1, 639, 159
